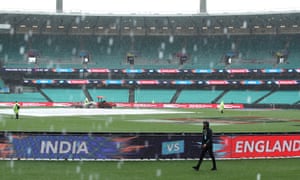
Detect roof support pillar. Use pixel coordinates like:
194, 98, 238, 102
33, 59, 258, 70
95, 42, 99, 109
200, 0, 207, 13
56, 0, 63, 13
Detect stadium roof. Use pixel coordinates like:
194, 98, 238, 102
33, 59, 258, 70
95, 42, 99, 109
1, 11, 300, 36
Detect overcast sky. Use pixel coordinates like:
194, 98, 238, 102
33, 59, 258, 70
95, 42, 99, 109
1, 0, 300, 14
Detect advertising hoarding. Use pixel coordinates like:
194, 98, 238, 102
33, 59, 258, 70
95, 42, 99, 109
0, 132, 299, 160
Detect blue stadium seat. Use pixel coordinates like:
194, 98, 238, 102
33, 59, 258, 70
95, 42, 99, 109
42, 88, 85, 102
259, 91, 300, 104
221, 90, 269, 104
135, 89, 175, 103
177, 90, 223, 103
1, 34, 300, 69
88, 88, 128, 102
0, 92, 47, 102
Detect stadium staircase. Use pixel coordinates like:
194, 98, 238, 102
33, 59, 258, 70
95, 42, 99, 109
129, 88, 134, 103
38, 88, 53, 102
258, 90, 300, 105
170, 88, 182, 103
293, 100, 300, 105
82, 86, 93, 101
212, 89, 229, 104
42, 88, 86, 102
253, 90, 276, 104
221, 90, 270, 104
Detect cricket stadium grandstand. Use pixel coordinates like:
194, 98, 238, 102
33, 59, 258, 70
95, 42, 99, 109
1, 12, 300, 108
0, 1, 299, 180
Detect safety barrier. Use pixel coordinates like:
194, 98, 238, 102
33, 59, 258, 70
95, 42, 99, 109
0, 132, 299, 160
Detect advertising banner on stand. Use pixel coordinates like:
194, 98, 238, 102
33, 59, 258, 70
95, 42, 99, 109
219, 135, 300, 158
0, 132, 299, 160
1, 133, 199, 160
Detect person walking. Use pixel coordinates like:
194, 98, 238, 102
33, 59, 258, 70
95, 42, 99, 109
13, 101, 20, 119
193, 121, 217, 171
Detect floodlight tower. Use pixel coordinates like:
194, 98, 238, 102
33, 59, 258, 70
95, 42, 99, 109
56, 0, 63, 13
200, 0, 207, 13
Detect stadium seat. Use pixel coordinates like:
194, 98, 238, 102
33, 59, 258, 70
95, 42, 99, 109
2, 34, 300, 69
0, 92, 47, 102
176, 90, 223, 103
221, 90, 270, 104
259, 90, 300, 104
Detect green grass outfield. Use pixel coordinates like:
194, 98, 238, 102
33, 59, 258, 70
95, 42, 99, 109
0, 108, 299, 133
0, 108, 299, 180
1, 158, 299, 180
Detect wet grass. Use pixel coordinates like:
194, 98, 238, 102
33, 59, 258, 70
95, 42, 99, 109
0, 158, 299, 180
0, 108, 299, 133
0, 108, 299, 179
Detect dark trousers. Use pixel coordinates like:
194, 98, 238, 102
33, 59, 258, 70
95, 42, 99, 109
15, 113, 19, 119
195, 145, 217, 169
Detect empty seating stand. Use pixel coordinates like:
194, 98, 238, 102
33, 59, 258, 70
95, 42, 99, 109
2, 34, 299, 69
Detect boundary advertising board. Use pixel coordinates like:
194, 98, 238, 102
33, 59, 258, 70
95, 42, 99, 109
0, 102, 244, 109
0, 132, 299, 160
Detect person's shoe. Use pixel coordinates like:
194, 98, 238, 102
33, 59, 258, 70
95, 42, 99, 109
192, 166, 199, 171
211, 167, 217, 171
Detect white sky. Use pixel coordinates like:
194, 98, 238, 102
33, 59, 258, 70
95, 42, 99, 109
1, 0, 300, 14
